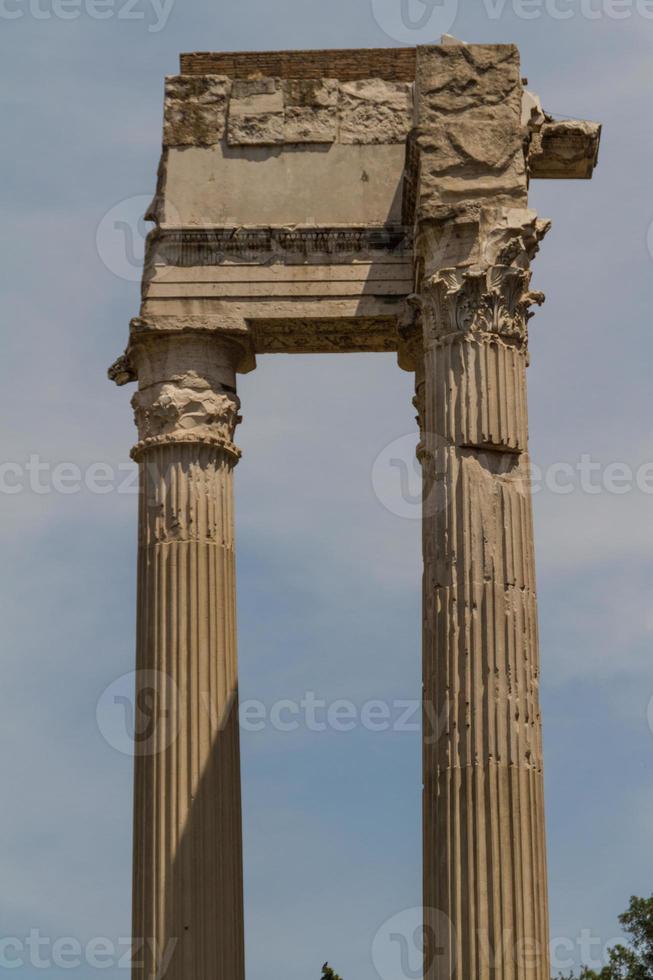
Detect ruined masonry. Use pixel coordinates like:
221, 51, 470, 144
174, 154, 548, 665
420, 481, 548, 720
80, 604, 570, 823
110, 43, 601, 980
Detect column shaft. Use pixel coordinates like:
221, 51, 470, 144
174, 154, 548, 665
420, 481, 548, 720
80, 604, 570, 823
418, 226, 551, 980
129, 334, 245, 980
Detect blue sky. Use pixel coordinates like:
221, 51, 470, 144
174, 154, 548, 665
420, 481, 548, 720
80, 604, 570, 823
1, 1, 652, 977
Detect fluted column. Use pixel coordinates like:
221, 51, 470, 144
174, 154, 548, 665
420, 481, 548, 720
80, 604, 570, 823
418, 211, 551, 980
128, 332, 245, 980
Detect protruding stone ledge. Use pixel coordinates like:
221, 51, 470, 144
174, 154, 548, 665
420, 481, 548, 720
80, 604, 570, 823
108, 352, 136, 387
529, 119, 601, 179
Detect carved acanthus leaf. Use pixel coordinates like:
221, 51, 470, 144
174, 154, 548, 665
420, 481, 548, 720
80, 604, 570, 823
424, 264, 545, 345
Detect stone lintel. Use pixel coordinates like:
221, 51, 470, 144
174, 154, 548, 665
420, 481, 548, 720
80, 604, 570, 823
136, 226, 412, 356
112, 311, 404, 376
249, 315, 400, 355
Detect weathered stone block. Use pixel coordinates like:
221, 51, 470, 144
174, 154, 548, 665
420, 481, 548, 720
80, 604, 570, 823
416, 45, 527, 209
282, 78, 338, 107
228, 77, 338, 145
228, 78, 285, 145
339, 79, 414, 144
281, 79, 338, 142
228, 112, 285, 145
283, 106, 336, 143
163, 75, 230, 146
229, 77, 284, 113
417, 44, 519, 113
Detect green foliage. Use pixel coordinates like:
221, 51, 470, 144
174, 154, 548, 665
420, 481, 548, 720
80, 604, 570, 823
555, 895, 653, 980
321, 963, 343, 980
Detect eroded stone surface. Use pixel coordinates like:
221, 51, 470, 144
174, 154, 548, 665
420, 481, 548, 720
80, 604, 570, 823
227, 78, 284, 145
416, 44, 527, 209
282, 78, 338, 107
167, 73, 412, 147
281, 78, 338, 142
163, 75, 230, 146
338, 80, 413, 144
283, 106, 336, 143
227, 76, 339, 145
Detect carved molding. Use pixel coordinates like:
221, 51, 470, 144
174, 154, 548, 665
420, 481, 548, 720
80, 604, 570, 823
150, 226, 411, 266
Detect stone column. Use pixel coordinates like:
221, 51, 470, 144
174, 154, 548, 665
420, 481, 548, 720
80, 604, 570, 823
126, 332, 245, 980
417, 209, 551, 980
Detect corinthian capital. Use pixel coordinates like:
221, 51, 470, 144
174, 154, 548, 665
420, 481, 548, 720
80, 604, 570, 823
425, 264, 545, 345
420, 209, 551, 347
